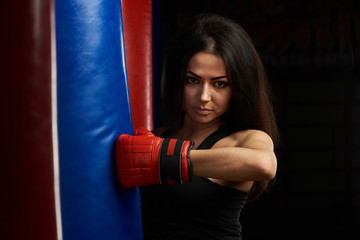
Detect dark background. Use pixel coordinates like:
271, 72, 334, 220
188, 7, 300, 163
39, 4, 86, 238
153, 0, 360, 239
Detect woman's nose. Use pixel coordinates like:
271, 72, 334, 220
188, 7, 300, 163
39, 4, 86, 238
199, 83, 211, 102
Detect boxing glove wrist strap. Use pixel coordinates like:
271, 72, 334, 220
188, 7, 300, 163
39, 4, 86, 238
159, 138, 194, 184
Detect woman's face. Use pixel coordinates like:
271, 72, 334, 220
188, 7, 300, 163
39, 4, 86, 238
183, 51, 232, 126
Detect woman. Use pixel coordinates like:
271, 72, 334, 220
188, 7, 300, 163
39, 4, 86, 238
116, 13, 279, 239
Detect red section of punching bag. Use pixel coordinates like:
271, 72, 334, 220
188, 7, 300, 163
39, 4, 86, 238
0, 1, 59, 239
121, 0, 153, 131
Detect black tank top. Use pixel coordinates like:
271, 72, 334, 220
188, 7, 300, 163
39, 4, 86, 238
140, 127, 248, 240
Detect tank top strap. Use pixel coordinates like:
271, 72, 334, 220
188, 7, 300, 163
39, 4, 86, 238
197, 126, 233, 150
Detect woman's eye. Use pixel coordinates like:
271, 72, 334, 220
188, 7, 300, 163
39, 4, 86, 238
185, 77, 198, 84
214, 81, 228, 88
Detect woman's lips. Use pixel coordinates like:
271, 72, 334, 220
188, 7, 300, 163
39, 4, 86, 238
193, 107, 213, 115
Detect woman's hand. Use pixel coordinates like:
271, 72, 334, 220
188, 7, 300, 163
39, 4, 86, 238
116, 128, 194, 188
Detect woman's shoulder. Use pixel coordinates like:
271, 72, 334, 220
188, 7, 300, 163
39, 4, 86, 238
215, 129, 274, 150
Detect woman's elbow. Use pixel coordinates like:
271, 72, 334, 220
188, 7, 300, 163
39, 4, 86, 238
257, 152, 277, 180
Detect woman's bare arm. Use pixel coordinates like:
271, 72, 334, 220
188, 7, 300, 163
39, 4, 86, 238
189, 130, 277, 182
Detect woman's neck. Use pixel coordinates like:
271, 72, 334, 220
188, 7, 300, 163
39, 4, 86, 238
175, 117, 222, 147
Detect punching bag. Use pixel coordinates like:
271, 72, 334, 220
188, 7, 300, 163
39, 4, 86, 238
1, 1, 147, 239
122, 0, 153, 131
56, 0, 143, 239
0, 1, 61, 239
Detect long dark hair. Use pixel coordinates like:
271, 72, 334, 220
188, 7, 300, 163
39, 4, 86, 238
163, 13, 279, 202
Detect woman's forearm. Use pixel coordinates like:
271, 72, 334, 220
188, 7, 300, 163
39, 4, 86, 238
189, 147, 277, 182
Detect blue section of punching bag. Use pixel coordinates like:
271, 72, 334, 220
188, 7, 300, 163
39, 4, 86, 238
56, 1, 143, 239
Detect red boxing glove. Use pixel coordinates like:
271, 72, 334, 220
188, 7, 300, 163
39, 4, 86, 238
116, 128, 194, 188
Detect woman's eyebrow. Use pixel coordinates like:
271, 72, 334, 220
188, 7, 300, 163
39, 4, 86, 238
186, 71, 201, 79
211, 75, 229, 80
186, 71, 229, 80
